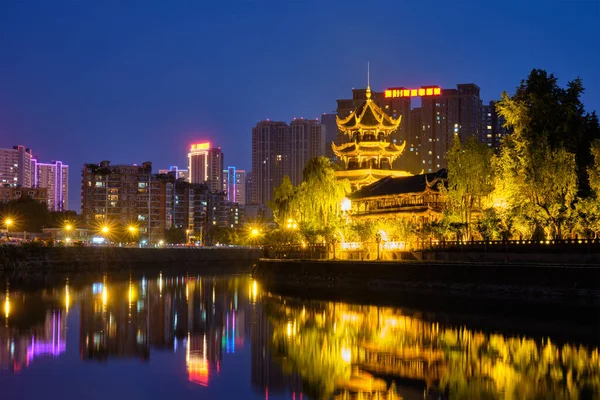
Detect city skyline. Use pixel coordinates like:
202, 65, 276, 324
1, 1, 598, 211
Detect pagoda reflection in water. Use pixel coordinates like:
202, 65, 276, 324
262, 295, 600, 400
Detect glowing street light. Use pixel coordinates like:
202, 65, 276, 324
4, 218, 12, 239
251, 228, 259, 236
101, 226, 109, 234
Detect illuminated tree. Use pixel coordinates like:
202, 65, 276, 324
269, 176, 296, 225
444, 135, 494, 240
495, 78, 581, 239
271, 157, 350, 243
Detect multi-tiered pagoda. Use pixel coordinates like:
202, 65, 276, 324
333, 86, 412, 190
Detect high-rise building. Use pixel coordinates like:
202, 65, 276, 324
289, 118, 326, 186
320, 113, 338, 159
251, 121, 289, 206
31, 160, 69, 211
223, 167, 246, 205
481, 101, 508, 151
81, 161, 172, 243
419, 83, 482, 172
188, 142, 223, 193
0, 145, 33, 187
251, 118, 327, 207
245, 172, 254, 205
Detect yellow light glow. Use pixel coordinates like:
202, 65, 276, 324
102, 286, 108, 306
418, 88, 425, 96
384, 90, 392, 98
251, 228, 259, 236
4, 218, 12, 228
252, 280, 258, 302
190, 142, 211, 151
65, 284, 70, 313
101, 226, 109, 234
128, 225, 137, 233
341, 197, 351, 212
128, 281, 136, 303
341, 347, 351, 363
159, 272, 163, 296
410, 89, 418, 96
287, 322, 292, 337
403, 89, 411, 97
433, 87, 441, 95
65, 224, 72, 231
426, 88, 433, 95
4, 295, 9, 320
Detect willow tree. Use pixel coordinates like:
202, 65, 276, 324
295, 157, 350, 237
269, 176, 296, 225
444, 135, 494, 240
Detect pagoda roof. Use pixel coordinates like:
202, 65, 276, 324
349, 169, 447, 200
336, 87, 401, 135
332, 141, 406, 159
335, 169, 413, 187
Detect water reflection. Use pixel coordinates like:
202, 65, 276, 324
0, 275, 598, 399
263, 295, 600, 399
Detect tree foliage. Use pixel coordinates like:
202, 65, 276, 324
444, 135, 494, 239
270, 157, 350, 243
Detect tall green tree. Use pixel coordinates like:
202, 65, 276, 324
496, 69, 600, 196
444, 135, 494, 240
269, 176, 295, 225
495, 70, 585, 238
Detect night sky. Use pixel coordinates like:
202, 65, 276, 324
1, 1, 598, 211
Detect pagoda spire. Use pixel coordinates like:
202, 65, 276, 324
366, 61, 371, 99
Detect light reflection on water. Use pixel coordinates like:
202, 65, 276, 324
0, 274, 598, 400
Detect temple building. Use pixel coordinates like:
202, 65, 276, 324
333, 85, 412, 190
347, 169, 447, 221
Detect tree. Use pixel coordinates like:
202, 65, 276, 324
444, 135, 494, 240
269, 176, 295, 225
495, 69, 600, 196
0, 196, 50, 232
270, 157, 350, 244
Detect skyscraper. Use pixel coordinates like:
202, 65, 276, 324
31, 160, 69, 211
188, 142, 223, 193
320, 113, 338, 159
419, 83, 482, 172
223, 167, 246, 205
251, 121, 289, 206
0, 145, 33, 187
288, 118, 326, 186
481, 101, 508, 151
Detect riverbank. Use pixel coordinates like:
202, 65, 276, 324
0, 246, 261, 274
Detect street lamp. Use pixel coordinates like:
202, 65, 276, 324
4, 218, 12, 239
186, 229, 190, 245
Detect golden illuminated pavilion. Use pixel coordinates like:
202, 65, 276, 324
334, 85, 412, 190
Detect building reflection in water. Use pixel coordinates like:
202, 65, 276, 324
261, 294, 600, 400
0, 288, 67, 374
5, 275, 594, 400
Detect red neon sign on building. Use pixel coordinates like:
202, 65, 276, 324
384, 87, 442, 98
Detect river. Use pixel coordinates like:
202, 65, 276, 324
0, 273, 598, 399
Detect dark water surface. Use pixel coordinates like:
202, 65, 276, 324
0, 273, 598, 399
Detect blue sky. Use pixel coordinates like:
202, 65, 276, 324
0, 0, 598, 211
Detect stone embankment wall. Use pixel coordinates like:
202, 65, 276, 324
0, 246, 261, 273
253, 259, 600, 307
417, 250, 600, 264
